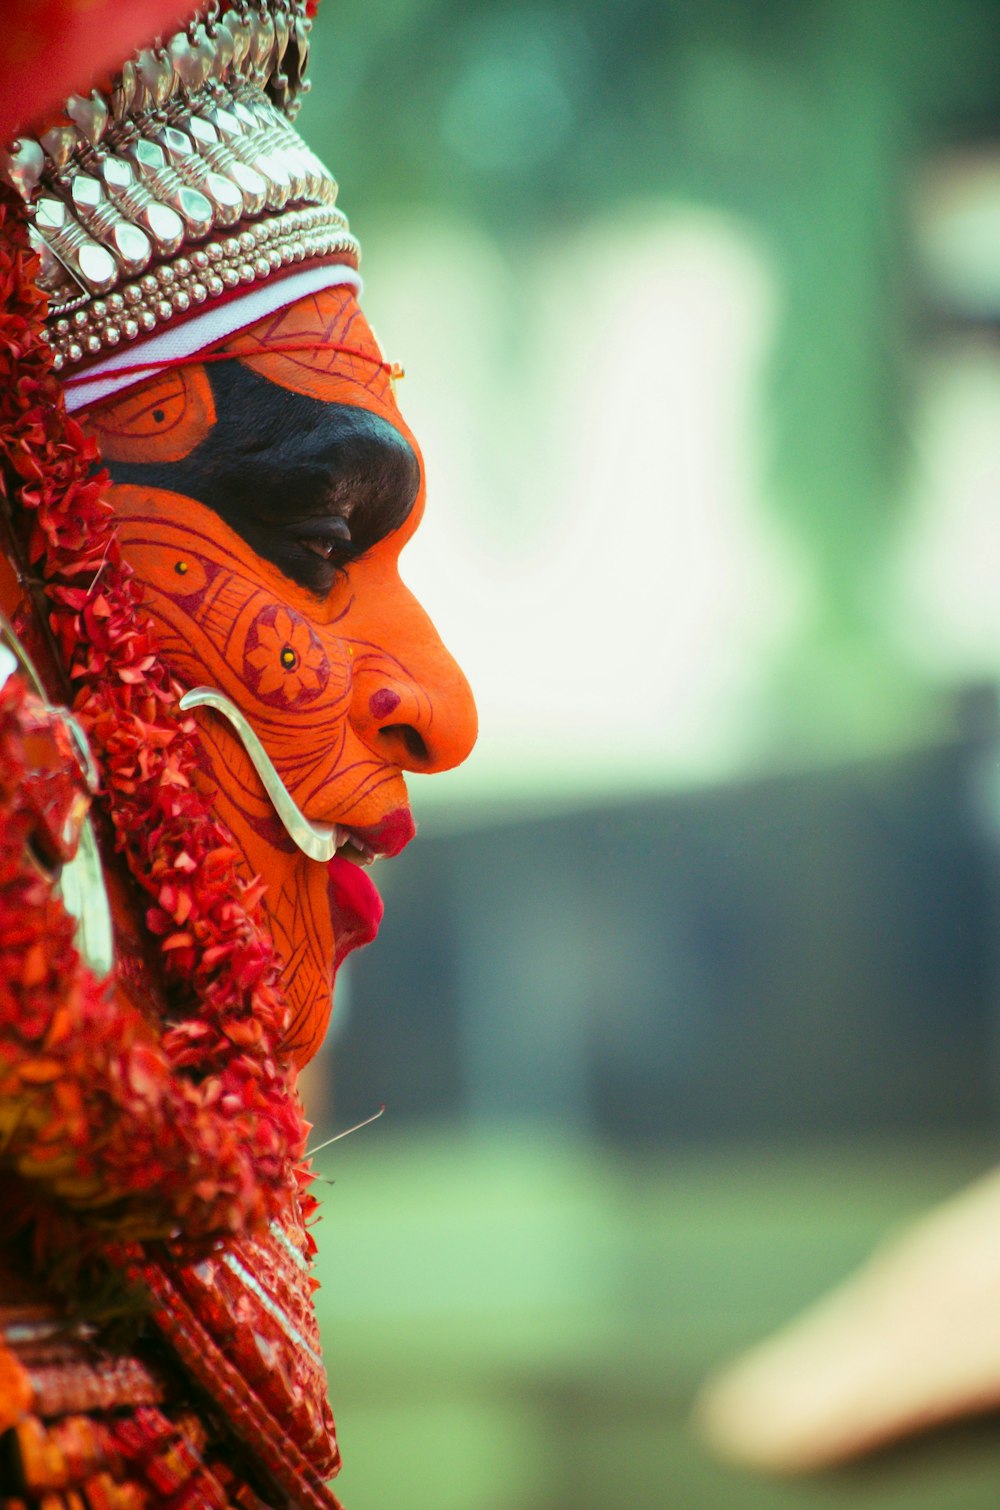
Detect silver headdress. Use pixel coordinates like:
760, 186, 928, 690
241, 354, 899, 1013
1, 1, 359, 374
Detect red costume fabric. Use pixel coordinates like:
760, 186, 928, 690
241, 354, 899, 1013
0, 1, 194, 146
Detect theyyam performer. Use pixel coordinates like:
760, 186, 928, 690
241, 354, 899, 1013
0, 1, 477, 1503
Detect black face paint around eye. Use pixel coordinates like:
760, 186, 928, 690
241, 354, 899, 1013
105, 362, 421, 595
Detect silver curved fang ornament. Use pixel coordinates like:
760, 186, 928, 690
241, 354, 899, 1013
178, 686, 338, 862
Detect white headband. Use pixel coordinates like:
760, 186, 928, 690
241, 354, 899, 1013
64, 262, 363, 413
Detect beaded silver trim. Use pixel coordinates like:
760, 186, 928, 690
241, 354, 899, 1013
1, 1, 360, 372
48, 206, 356, 370
267, 1217, 311, 1274
221, 1249, 324, 1369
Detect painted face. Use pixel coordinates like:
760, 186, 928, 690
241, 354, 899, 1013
83, 287, 477, 1065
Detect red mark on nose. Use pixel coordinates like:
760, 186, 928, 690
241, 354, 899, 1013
369, 688, 401, 719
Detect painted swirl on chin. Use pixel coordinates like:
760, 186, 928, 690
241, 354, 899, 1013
83, 287, 477, 1064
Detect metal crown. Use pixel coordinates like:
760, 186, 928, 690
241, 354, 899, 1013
1, 1, 360, 373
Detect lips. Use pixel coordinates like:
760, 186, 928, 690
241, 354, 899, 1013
327, 806, 415, 968
328, 854, 383, 967
349, 807, 416, 860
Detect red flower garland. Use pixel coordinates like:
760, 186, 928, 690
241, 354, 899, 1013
0, 189, 309, 1245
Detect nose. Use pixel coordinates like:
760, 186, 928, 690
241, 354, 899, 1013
350, 584, 477, 775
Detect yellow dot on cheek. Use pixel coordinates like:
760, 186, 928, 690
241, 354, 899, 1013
175, 561, 188, 575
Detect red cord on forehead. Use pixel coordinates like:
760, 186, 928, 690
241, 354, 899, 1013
63, 340, 404, 387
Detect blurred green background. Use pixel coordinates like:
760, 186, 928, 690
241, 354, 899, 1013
297, 1, 1000, 1505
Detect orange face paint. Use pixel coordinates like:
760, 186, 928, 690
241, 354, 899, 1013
85, 364, 216, 465
83, 288, 477, 1065
219, 283, 401, 425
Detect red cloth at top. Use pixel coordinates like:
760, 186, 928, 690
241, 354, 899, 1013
0, 0, 193, 145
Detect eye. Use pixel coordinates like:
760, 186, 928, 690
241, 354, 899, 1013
294, 516, 353, 562
301, 537, 340, 561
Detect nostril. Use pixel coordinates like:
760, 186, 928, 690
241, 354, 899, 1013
381, 722, 428, 764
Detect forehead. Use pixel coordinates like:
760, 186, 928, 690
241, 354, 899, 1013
218, 285, 413, 442
83, 285, 419, 462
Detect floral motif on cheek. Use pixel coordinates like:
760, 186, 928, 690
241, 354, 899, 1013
244, 606, 330, 706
